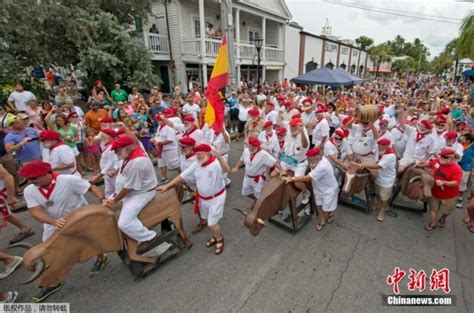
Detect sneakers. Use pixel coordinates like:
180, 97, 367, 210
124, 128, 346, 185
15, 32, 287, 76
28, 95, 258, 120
229, 129, 235, 134
32, 284, 62, 303
89, 256, 109, 277
225, 177, 232, 187
456, 200, 464, 209
0, 256, 23, 279
301, 191, 310, 205
0, 291, 19, 303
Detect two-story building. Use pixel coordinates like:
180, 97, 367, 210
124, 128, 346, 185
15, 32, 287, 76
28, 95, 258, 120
140, 0, 291, 93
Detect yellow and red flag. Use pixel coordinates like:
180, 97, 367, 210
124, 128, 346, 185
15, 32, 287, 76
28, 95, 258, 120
204, 34, 229, 133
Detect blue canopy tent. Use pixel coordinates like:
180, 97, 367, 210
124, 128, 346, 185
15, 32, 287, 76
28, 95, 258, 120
333, 67, 364, 84
291, 67, 354, 87
462, 69, 474, 77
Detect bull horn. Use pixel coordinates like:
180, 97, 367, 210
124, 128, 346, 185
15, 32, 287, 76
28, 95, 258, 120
233, 208, 248, 216
256, 218, 268, 228
8, 242, 33, 249
408, 175, 422, 184
23, 260, 45, 285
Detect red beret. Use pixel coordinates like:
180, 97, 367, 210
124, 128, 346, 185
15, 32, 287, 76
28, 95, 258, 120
289, 118, 302, 127
341, 116, 352, 126
315, 108, 326, 114
111, 135, 134, 151
99, 117, 114, 123
291, 113, 301, 119
179, 137, 196, 146
19, 161, 52, 179
379, 118, 389, 125
334, 129, 347, 138
68, 112, 78, 119
377, 138, 391, 146
163, 108, 175, 117
306, 147, 321, 157
420, 120, 433, 130
277, 95, 286, 101
183, 115, 195, 122
194, 144, 211, 153
248, 136, 261, 147
116, 128, 126, 136
436, 116, 446, 124
439, 148, 455, 157
263, 121, 273, 128
101, 128, 117, 138
302, 98, 312, 104
40, 130, 61, 141
276, 127, 287, 135
248, 109, 260, 117
439, 108, 450, 115
444, 131, 458, 140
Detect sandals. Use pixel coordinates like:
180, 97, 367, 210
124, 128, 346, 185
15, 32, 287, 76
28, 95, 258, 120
327, 213, 335, 224
424, 224, 437, 231
9, 228, 35, 245
214, 237, 224, 255
206, 237, 217, 248
315, 223, 326, 231
191, 222, 207, 235
437, 216, 447, 228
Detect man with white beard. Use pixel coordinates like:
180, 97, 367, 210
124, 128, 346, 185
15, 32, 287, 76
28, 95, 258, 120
180, 115, 204, 144
40, 130, 80, 176
158, 144, 230, 255
154, 109, 180, 184
323, 129, 353, 179
311, 108, 330, 150
258, 121, 279, 158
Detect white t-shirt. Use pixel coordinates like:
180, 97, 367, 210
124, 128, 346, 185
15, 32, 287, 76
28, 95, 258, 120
390, 126, 407, 156
312, 118, 330, 146
350, 124, 376, 156
258, 131, 279, 157
266, 110, 279, 125
156, 125, 178, 151
238, 104, 249, 122
8, 91, 36, 111
181, 158, 225, 197
376, 152, 397, 188
308, 157, 338, 196
24, 174, 90, 241
100, 144, 119, 175
240, 148, 276, 177
284, 132, 309, 162
324, 139, 352, 162
403, 125, 436, 162
182, 103, 201, 120
47, 145, 77, 175
115, 156, 157, 195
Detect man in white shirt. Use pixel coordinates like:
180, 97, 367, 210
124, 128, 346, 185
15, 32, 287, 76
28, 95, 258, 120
232, 136, 282, 202
8, 82, 36, 112
158, 144, 230, 255
258, 121, 279, 158
154, 110, 180, 183
104, 136, 160, 255
282, 147, 338, 231
356, 138, 397, 222
324, 129, 353, 179
182, 97, 201, 120
265, 101, 279, 126
40, 130, 79, 176
443, 131, 463, 159
311, 108, 330, 149
301, 100, 316, 140
431, 116, 447, 154
20, 160, 108, 302
347, 119, 379, 164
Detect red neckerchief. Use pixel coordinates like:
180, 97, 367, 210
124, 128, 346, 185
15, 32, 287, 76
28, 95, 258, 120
50, 141, 65, 150
279, 140, 285, 149
379, 130, 386, 137
120, 146, 147, 173
201, 155, 216, 167
185, 125, 198, 136
396, 126, 404, 133
185, 152, 195, 160
329, 138, 341, 151
378, 148, 395, 160
252, 117, 261, 129
38, 173, 59, 200
159, 123, 166, 131
416, 132, 426, 142
265, 132, 273, 142
249, 148, 261, 162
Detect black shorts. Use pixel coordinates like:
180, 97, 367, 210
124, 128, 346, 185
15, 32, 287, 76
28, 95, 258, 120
238, 120, 246, 133
229, 108, 239, 121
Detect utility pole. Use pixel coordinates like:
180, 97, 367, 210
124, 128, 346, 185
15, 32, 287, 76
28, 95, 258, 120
221, 0, 236, 90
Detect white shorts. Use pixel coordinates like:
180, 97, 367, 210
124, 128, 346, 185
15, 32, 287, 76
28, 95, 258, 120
158, 149, 179, 170
242, 175, 267, 198
281, 160, 308, 177
199, 191, 226, 226
314, 190, 338, 212
398, 157, 415, 168
460, 170, 471, 192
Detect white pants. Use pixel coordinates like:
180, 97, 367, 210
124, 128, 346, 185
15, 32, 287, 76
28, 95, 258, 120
158, 149, 179, 170
242, 175, 266, 198
314, 189, 338, 212
200, 191, 226, 226
118, 191, 156, 243
104, 175, 116, 199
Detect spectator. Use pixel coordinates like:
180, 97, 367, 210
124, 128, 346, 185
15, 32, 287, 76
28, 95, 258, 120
54, 87, 72, 107
91, 80, 109, 99
25, 99, 44, 130
149, 24, 159, 34
68, 112, 86, 174
47, 113, 80, 157
7, 82, 36, 112
84, 102, 108, 135
111, 84, 128, 103
4, 115, 42, 164
0, 104, 16, 133
128, 86, 144, 108
182, 96, 200, 120
161, 94, 171, 109
112, 101, 134, 120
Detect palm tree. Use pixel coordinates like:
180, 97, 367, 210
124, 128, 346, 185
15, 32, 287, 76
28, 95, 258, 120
457, 13, 474, 59
369, 43, 392, 77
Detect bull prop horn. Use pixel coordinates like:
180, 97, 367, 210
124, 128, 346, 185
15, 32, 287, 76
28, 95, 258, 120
409, 175, 422, 184
233, 208, 268, 227
8, 241, 33, 249
23, 260, 45, 285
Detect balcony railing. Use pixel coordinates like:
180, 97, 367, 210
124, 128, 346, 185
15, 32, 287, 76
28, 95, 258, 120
265, 46, 284, 62
145, 33, 170, 56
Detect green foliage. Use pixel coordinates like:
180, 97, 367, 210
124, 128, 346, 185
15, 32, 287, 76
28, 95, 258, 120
369, 43, 392, 76
0, 0, 159, 91
355, 36, 374, 50
429, 53, 453, 75
456, 14, 474, 59
391, 57, 417, 75
0, 77, 54, 105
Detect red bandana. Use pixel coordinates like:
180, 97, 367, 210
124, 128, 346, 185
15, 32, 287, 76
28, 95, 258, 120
38, 173, 60, 200
50, 141, 65, 150
185, 152, 195, 160
378, 148, 395, 160
279, 140, 285, 149
184, 125, 198, 136
201, 155, 216, 167
120, 146, 147, 173
416, 132, 426, 142
252, 117, 261, 129
250, 148, 261, 162
329, 138, 341, 151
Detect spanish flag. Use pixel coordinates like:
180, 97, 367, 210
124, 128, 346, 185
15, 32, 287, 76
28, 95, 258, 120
204, 34, 229, 133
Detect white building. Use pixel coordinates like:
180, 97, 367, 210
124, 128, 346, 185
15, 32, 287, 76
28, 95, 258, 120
140, 0, 291, 92
284, 22, 369, 80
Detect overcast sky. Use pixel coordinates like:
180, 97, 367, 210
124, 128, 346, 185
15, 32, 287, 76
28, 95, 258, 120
285, 0, 473, 59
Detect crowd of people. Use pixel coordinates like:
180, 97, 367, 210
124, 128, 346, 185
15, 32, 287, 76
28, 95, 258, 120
0, 74, 473, 303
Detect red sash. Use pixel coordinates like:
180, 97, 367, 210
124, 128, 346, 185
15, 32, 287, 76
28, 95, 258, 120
252, 117, 261, 129
120, 146, 146, 173
0, 188, 9, 229
37, 173, 60, 200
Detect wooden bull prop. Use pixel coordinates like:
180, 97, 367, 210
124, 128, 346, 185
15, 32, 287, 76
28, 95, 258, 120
243, 177, 311, 236
12, 186, 191, 287
341, 163, 370, 196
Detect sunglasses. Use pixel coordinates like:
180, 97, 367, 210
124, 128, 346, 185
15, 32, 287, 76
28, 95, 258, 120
441, 155, 452, 159
333, 136, 342, 141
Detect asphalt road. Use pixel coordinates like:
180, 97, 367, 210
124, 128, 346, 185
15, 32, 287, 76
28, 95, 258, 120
2, 142, 473, 313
